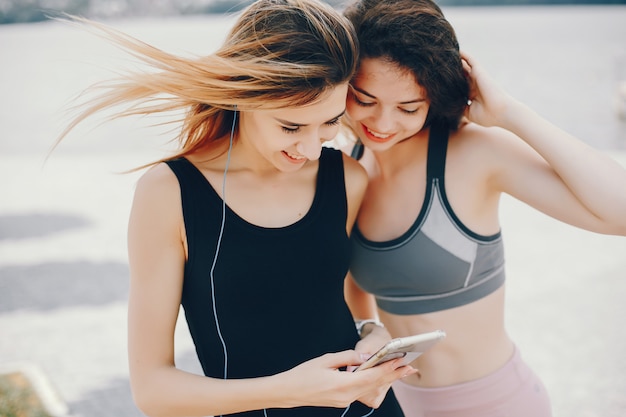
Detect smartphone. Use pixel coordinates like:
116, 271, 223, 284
354, 330, 446, 371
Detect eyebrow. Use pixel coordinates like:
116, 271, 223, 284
350, 84, 426, 105
275, 109, 346, 127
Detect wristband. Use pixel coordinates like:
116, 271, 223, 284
355, 319, 384, 337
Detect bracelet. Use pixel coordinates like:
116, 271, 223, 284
355, 319, 384, 337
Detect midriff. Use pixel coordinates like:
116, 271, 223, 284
378, 285, 514, 387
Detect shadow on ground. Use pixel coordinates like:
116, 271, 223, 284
68, 377, 145, 417
66, 349, 203, 417
0, 261, 129, 312
0, 213, 91, 241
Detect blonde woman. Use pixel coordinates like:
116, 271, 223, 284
57, 0, 416, 416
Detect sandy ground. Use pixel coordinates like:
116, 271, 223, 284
1, 5, 626, 417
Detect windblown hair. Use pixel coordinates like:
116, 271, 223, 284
344, 0, 468, 130
57, 0, 358, 162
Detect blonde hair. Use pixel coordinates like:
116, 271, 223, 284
57, 0, 358, 163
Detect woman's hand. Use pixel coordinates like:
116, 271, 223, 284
461, 51, 517, 128
353, 357, 417, 408
277, 350, 417, 409
353, 323, 392, 361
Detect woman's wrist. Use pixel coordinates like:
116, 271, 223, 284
355, 319, 384, 338
496, 96, 531, 133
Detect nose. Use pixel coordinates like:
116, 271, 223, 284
296, 134, 324, 160
369, 106, 395, 133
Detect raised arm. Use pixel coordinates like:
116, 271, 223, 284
462, 52, 626, 235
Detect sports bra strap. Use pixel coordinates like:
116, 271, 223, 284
350, 140, 364, 160
426, 122, 450, 181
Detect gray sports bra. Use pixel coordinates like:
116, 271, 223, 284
350, 123, 505, 315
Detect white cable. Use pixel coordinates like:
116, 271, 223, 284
210, 108, 375, 417
210, 108, 237, 417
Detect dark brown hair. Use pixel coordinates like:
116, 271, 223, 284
344, 0, 468, 129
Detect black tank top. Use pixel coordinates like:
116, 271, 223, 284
165, 148, 404, 417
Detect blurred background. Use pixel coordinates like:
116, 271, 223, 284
1, 1, 626, 417
0, 0, 625, 23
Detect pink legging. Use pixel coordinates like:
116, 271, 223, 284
391, 347, 552, 417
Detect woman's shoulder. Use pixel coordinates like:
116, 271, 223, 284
322, 146, 366, 178
128, 162, 185, 249
336, 147, 366, 178
133, 161, 183, 206
448, 122, 537, 190
451, 121, 521, 157
454, 121, 502, 140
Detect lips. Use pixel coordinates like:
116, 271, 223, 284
282, 150, 307, 163
362, 124, 394, 143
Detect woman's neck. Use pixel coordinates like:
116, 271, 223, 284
370, 128, 429, 180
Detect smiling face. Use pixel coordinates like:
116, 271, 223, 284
346, 58, 430, 152
237, 83, 349, 173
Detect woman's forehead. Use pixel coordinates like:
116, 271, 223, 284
353, 58, 426, 101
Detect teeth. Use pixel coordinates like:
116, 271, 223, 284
366, 127, 390, 139
286, 151, 306, 160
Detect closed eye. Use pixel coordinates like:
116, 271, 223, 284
281, 125, 300, 134
350, 84, 424, 115
279, 110, 344, 134
325, 117, 341, 126
352, 93, 375, 107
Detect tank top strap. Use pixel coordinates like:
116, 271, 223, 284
164, 157, 214, 205
318, 147, 347, 219
350, 140, 364, 160
165, 157, 204, 185
426, 122, 450, 181
164, 157, 221, 252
